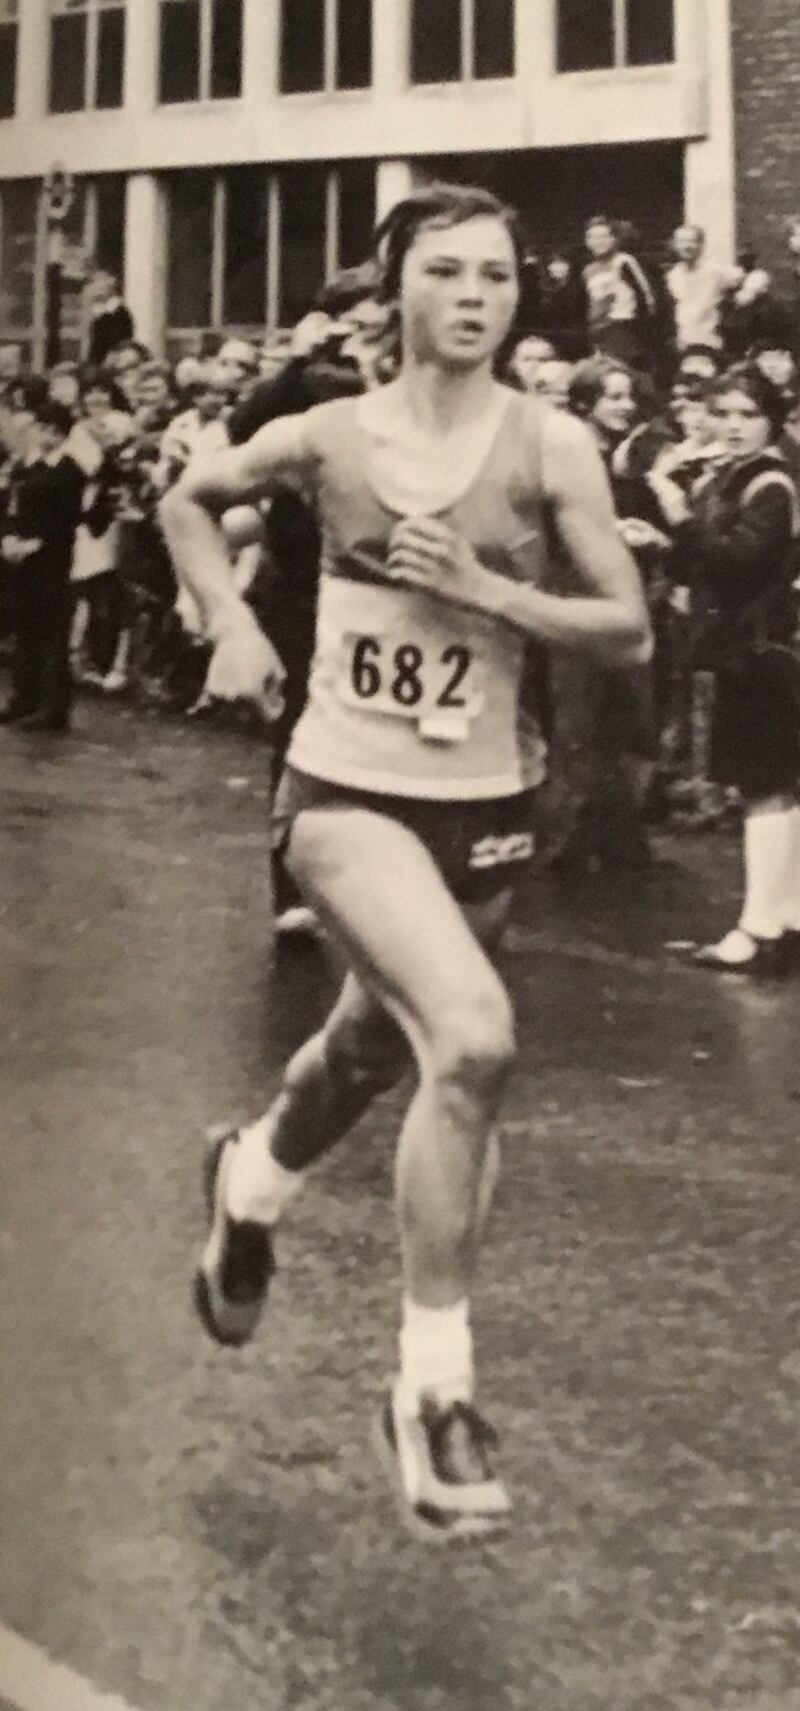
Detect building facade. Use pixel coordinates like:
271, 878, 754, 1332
0, 0, 736, 363
730, 0, 800, 291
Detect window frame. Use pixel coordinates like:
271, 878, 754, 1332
554, 0, 675, 74
409, 0, 516, 88
164, 160, 376, 343
0, 0, 19, 119
278, 0, 374, 97
47, 0, 127, 115
158, 0, 243, 106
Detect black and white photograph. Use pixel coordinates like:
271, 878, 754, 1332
1, 3, 800, 1708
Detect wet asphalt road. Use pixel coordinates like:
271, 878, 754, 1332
1, 702, 799, 1711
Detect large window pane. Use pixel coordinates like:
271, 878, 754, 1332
338, 160, 376, 268
223, 167, 267, 324
474, 0, 514, 78
410, 0, 461, 83
95, 7, 126, 108
336, 0, 372, 89
625, 0, 674, 65
0, 180, 38, 332
49, 12, 87, 111
0, 18, 18, 118
279, 164, 327, 325
556, 0, 614, 71
210, 0, 243, 97
167, 172, 213, 326
159, 0, 201, 103
280, 0, 325, 92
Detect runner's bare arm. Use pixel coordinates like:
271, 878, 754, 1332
533, 409, 653, 663
159, 415, 313, 638
387, 411, 652, 668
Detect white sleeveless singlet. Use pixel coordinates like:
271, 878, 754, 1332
288, 389, 549, 801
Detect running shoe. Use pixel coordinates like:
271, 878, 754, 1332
193, 1127, 276, 1347
374, 1386, 511, 1542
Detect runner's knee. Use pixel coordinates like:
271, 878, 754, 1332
426, 979, 515, 1091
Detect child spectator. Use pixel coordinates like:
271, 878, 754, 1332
69, 371, 132, 689
0, 390, 84, 731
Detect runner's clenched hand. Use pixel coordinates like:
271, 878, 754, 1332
386, 517, 491, 613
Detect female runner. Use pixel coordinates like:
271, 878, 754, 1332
161, 183, 651, 1541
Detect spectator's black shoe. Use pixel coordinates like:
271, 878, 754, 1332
782, 929, 800, 973
16, 710, 70, 732
693, 929, 789, 977
0, 701, 34, 726
193, 1127, 276, 1347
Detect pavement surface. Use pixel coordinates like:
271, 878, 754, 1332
1, 701, 799, 1711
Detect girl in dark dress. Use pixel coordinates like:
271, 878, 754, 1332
648, 363, 800, 973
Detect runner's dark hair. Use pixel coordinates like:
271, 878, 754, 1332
374, 181, 524, 306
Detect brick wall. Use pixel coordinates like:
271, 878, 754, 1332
732, 0, 800, 289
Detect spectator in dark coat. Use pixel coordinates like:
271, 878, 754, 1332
0, 391, 84, 730
719, 252, 791, 360
537, 251, 589, 359
87, 271, 135, 367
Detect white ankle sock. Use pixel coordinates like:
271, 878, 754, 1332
397, 1296, 474, 1412
739, 808, 795, 940
225, 1117, 304, 1225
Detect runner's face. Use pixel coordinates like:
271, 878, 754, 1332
400, 217, 519, 370
712, 390, 772, 459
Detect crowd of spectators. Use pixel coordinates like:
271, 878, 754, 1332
2, 214, 800, 899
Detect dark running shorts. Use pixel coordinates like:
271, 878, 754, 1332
272, 766, 537, 905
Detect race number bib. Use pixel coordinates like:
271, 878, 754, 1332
338, 628, 485, 743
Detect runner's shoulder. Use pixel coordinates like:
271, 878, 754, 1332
301, 394, 362, 458
536, 405, 607, 498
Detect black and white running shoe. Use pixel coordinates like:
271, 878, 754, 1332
193, 1127, 276, 1347
374, 1385, 511, 1542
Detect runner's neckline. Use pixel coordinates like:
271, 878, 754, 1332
353, 385, 519, 517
